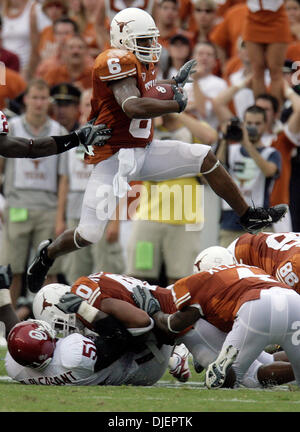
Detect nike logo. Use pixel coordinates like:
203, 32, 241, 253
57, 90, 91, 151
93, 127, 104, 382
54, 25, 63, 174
64, 141, 72, 147
249, 216, 272, 223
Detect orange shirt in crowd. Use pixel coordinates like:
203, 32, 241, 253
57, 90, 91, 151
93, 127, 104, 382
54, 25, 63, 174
243, 5, 292, 44
216, 0, 246, 17
38, 25, 55, 58
172, 264, 291, 333
210, 4, 248, 58
270, 130, 296, 206
0, 68, 27, 109
286, 41, 300, 62
222, 55, 243, 81
41, 64, 93, 90
232, 232, 300, 293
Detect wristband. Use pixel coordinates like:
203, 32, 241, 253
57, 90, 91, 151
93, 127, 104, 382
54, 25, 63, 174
51, 132, 80, 154
77, 301, 98, 323
167, 315, 180, 333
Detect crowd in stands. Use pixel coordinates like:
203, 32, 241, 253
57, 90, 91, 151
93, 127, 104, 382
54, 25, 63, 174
0, 0, 300, 319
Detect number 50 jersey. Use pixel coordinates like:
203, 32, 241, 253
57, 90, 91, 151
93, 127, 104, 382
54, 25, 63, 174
86, 48, 157, 165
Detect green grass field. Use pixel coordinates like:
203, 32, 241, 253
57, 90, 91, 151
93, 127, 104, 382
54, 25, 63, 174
1, 347, 300, 413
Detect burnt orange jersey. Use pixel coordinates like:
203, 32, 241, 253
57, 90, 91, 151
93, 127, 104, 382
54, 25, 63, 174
85, 48, 156, 165
233, 232, 300, 293
172, 263, 291, 332
71, 272, 176, 315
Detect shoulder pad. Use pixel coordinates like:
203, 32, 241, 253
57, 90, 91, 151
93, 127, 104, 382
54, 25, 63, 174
95, 49, 137, 82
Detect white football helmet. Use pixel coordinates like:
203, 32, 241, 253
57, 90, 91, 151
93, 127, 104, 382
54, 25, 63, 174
110, 8, 162, 63
193, 246, 237, 273
32, 283, 82, 338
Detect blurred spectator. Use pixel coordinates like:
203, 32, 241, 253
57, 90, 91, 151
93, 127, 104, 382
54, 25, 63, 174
0, 14, 20, 71
215, 0, 246, 17
210, 2, 247, 66
155, 0, 193, 48
285, 0, 300, 41
0, 78, 66, 315
39, 35, 93, 90
243, 1, 292, 105
50, 82, 81, 132
216, 106, 282, 247
68, 0, 108, 57
2, 0, 51, 76
185, 41, 228, 129
191, 0, 218, 45
159, 33, 192, 79
35, 17, 81, 78
38, 0, 68, 60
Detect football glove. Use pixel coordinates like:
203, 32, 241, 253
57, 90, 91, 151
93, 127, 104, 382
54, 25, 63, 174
0, 264, 12, 289
0, 111, 9, 135
172, 85, 188, 113
132, 285, 161, 316
74, 118, 112, 155
56, 293, 84, 314
173, 59, 197, 88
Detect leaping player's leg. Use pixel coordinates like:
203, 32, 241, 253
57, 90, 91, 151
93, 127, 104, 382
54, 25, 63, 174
136, 139, 288, 233
27, 157, 119, 293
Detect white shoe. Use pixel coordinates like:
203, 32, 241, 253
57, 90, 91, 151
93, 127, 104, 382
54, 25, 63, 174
205, 345, 239, 389
168, 344, 191, 383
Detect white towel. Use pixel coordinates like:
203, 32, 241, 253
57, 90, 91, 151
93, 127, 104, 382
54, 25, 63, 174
113, 148, 137, 198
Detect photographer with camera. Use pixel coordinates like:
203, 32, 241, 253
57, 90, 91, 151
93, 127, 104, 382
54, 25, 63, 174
216, 106, 282, 247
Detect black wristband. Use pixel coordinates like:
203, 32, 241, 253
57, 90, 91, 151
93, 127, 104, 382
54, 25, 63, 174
51, 132, 80, 154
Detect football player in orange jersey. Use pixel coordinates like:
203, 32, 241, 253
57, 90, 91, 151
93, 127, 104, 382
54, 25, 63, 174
35, 270, 296, 389
227, 232, 300, 293
27, 7, 288, 294
131, 260, 300, 389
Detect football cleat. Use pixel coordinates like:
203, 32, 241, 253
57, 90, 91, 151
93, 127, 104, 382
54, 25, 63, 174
168, 344, 191, 383
27, 239, 54, 293
205, 345, 239, 389
239, 204, 288, 234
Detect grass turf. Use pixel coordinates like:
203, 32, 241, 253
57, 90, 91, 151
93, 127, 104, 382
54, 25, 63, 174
1, 347, 300, 413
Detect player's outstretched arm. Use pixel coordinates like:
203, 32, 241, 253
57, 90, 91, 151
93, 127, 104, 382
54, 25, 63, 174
0, 112, 112, 158
110, 77, 187, 118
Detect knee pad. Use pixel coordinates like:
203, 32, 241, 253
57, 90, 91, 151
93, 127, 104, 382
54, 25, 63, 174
75, 223, 106, 245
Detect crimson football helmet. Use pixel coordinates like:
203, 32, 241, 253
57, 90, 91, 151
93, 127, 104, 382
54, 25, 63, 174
7, 320, 56, 369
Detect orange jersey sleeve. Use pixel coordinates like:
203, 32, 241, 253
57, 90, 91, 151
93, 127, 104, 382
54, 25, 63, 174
72, 272, 176, 314
85, 48, 156, 164
234, 232, 300, 293
172, 264, 290, 332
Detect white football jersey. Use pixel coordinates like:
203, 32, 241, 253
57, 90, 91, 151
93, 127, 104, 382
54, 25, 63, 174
5, 333, 138, 386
